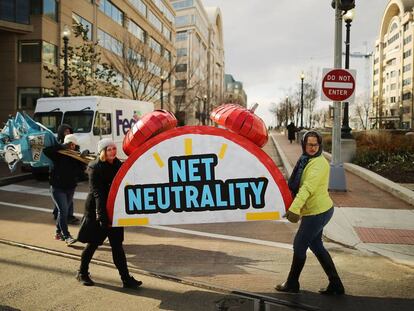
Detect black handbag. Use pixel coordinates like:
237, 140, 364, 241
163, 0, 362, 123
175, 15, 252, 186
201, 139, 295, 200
77, 216, 107, 245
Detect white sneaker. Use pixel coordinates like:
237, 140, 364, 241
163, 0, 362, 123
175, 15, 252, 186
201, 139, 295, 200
65, 236, 77, 245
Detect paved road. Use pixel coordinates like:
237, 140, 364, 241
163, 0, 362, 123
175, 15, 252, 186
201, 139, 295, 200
0, 140, 413, 310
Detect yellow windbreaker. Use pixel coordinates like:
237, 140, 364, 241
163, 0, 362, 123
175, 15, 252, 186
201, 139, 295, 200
288, 155, 333, 216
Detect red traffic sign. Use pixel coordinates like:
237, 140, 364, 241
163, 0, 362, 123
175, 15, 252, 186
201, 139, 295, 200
321, 68, 356, 102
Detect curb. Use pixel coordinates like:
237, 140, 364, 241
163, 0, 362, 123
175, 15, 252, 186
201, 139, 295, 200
323, 151, 414, 207
270, 134, 293, 177
0, 173, 33, 187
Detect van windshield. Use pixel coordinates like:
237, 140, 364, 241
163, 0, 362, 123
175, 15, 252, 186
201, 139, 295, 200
63, 111, 94, 133
33, 112, 63, 133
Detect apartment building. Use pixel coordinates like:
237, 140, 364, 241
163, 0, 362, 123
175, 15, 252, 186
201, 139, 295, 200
0, 0, 175, 123
224, 74, 247, 107
170, 0, 224, 125
372, 0, 414, 129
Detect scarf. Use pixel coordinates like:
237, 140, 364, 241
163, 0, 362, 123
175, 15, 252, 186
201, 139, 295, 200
288, 131, 323, 197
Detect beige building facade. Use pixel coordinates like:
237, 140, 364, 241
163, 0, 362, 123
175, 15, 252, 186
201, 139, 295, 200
224, 74, 247, 107
170, 0, 224, 125
0, 0, 175, 123
372, 0, 414, 129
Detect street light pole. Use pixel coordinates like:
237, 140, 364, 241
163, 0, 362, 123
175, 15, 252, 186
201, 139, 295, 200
285, 96, 289, 127
62, 25, 71, 97
341, 9, 354, 138
160, 75, 166, 109
202, 94, 207, 125
300, 72, 304, 129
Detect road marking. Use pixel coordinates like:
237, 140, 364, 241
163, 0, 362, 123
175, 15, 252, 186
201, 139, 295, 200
0, 185, 88, 200
0, 200, 293, 250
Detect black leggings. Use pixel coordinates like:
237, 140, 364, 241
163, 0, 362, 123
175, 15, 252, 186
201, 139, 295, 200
80, 229, 129, 280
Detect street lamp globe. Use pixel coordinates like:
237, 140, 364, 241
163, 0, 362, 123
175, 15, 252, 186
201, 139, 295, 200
343, 9, 355, 23
62, 25, 71, 39
300, 72, 305, 81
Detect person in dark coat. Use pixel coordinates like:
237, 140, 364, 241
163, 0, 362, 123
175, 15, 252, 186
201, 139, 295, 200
43, 134, 85, 245
76, 138, 142, 289
287, 122, 297, 144
52, 124, 80, 225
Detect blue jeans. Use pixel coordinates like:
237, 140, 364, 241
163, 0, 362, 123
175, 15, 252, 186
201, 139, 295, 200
293, 207, 334, 259
51, 186, 75, 238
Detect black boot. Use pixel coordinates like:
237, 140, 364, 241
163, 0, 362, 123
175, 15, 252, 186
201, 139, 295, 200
76, 271, 95, 286
315, 252, 345, 295
275, 255, 306, 293
122, 275, 143, 289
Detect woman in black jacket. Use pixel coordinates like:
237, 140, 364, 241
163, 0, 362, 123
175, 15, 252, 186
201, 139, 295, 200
76, 138, 142, 289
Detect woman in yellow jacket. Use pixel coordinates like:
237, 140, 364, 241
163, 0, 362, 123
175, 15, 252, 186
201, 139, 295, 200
276, 131, 345, 295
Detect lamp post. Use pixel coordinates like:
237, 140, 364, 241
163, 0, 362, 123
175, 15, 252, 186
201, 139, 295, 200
62, 25, 71, 97
399, 102, 404, 129
202, 94, 207, 125
300, 72, 304, 129
341, 9, 355, 138
160, 75, 166, 109
285, 96, 289, 127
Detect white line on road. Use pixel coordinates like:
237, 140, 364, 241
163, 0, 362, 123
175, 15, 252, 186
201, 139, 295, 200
0, 200, 294, 251
0, 184, 88, 200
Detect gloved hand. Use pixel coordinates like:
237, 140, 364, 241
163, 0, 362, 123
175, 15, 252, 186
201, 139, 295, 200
80, 149, 90, 157
285, 210, 300, 223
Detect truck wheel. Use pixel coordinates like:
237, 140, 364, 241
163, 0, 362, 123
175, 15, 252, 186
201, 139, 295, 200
123, 110, 177, 156
210, 104, 268, 147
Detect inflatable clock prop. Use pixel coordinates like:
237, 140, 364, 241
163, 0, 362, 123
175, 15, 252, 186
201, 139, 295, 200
107, 104, 292, 227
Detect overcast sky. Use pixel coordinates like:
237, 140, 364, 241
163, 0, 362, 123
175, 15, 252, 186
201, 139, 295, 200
202, 0, 389, 126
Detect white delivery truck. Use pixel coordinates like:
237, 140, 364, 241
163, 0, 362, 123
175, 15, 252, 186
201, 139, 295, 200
34, 96, 154, 158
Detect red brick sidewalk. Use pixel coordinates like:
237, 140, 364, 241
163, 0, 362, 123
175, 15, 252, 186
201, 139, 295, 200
271, 132, 412, 210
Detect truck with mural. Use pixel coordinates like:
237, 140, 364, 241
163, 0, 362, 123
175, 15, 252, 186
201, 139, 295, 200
0, 96, 154, 178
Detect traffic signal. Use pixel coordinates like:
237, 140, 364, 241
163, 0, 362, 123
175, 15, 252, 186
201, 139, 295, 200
331, 0, 355, 11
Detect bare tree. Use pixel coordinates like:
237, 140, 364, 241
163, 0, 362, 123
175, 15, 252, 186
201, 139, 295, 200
354, 95, 371, 130
44, 24, 118, 97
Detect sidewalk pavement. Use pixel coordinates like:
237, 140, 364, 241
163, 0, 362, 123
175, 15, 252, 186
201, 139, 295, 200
270, 132, 414, 267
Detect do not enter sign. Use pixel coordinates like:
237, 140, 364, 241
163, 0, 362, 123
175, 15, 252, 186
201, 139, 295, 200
321, 68, 356, 102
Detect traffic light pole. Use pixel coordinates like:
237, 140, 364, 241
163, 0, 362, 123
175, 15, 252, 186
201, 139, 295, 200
329, 0, 347, 191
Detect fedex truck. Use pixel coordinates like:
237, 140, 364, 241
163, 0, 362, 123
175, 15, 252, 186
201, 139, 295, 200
34, 96, 154, 158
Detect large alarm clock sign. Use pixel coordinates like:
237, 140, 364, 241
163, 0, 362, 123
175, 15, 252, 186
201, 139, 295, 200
107, 126, 292, 227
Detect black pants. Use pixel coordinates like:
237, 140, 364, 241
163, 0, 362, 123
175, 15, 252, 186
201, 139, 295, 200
80, 228, 129, 280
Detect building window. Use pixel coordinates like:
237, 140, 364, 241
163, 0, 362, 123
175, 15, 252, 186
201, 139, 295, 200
18, 87, 41, 109
403, 23, 410, 32
175, 80, 187, 88
129, 0, 147, 17
148, 10, 162, 32
42, 41, 57, 65
403, 49, 411, 59
403, 78, 411, 86
403, 63, 411, 72
174, 95, 185, 104
43, 0, 57, 20
175, 15, 194, 27
390, 83, 396, 90
176, 31, 188, 41
127, 48, 146, 68
390, 96, 396, 103
148, 62, 161, 76
99, 0, 123, 25
387, 33, 399, 45
19, 41, 41, 62
404, 35, 412, 45
72, 13, 93, 40
164, 49, 171, 62
176, 64, 187, 72
177, 48, 187, 57
403, 92, 411, 100
172, 0, 194, 10
98, 29, 123, 56
162, 26, 171, 41
128, 20, 146, 42
149, 37, 161, 54
1, 0, 30, 24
